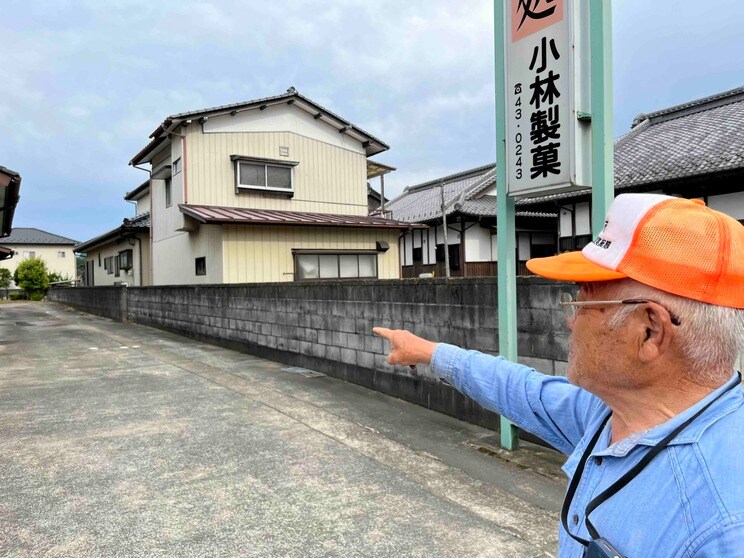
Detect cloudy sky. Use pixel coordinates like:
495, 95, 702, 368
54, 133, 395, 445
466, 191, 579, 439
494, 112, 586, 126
3, 0, 744, 242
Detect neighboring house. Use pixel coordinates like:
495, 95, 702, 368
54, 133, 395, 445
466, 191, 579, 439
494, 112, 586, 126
0, 165, 22, 260
390, 85, 744, 277
75, 212, 151, 287
386, 164, 556, 278
0, 228, 78, 288
366, 160, 395, 215
521, 85, 744, 249
367, 184, 388, 214
75, 180, 152, 287
127, 87, 423, 285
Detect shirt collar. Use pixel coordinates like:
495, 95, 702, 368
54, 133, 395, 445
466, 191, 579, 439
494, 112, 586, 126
589, 370, 742, 457
635, 370, 742, 447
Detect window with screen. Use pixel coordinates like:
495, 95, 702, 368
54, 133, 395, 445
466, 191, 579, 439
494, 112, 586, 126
195, 257, 206, 276
232, 156, 295, 194
294, 253, 377, 280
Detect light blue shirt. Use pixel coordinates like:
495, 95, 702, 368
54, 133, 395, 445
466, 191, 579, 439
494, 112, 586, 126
431, 343, 744, 557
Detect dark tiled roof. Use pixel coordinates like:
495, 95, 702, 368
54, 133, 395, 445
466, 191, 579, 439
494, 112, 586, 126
75, 212, 150, 253
180, 204, 426, 230
386, 164, 496, 222
393, 86, 744, 212
3, 227, 77, 245
123, 212, 151, 228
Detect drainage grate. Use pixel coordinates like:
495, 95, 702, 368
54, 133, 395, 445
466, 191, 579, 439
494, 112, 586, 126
281, 366, 326, 378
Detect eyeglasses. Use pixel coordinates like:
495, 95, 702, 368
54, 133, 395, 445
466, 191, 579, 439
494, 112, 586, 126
559, 291, 682, 326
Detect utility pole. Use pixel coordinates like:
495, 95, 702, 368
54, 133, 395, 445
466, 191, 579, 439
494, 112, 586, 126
440, 182, 451, 278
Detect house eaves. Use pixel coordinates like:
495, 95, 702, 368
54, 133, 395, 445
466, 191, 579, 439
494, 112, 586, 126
0, 165, 22, 238
74, 212, 150, 253
130, 87, 390, 165
124, 180, 151, 201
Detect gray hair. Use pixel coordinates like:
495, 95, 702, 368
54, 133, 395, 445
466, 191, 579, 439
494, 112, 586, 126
606, 279, 744, 384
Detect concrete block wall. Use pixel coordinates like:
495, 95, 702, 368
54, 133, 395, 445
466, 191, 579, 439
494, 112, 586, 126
50, 278, 573, 435
48, 286, 126, 322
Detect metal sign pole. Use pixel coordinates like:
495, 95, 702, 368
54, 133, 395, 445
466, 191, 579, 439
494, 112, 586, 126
495, 0, 519, 451
590, 0, 614, 235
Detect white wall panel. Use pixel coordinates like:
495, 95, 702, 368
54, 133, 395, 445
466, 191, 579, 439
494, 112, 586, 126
152, 225, 223, 285
575, 202, 591, 236
518, 233, 531, 260
464, 226, 492, 262
203, 103, 365, 155
708, 192, 744, 220
559, 207, 573, 238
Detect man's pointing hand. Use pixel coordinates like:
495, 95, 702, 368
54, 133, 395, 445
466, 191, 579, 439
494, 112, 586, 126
372, 327, 437, 366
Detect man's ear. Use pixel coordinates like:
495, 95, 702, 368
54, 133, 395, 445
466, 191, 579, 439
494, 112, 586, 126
637, 303, 673, 363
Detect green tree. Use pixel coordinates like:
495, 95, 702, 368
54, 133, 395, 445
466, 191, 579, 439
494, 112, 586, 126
0, 268, 11, 299
47, 271, 70, 284
13, 258, 50, 299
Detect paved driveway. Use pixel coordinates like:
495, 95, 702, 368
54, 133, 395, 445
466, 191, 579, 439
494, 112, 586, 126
0, 302, 564, 557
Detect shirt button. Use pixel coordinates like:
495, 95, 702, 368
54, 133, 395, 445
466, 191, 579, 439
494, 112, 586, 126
572, 514, 579, 525
594, 456, 603, 466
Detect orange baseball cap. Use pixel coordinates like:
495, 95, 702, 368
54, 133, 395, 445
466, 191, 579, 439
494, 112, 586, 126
526, 193, 744, 309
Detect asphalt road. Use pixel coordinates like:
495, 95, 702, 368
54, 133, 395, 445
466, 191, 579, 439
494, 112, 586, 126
0, 301, 565, 557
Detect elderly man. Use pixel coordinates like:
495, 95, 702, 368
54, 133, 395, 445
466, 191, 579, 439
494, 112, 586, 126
374, 194, 744, 557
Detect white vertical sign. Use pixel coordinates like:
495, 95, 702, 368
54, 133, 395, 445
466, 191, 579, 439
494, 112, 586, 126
505, 0, 591, 197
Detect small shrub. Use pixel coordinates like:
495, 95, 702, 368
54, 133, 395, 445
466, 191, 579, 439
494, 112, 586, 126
9, 291, 27, 301
13, 258, 50, 297
29, 292, 45, 301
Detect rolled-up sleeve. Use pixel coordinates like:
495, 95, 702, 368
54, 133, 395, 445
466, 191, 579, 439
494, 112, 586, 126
431, 343, 602, 455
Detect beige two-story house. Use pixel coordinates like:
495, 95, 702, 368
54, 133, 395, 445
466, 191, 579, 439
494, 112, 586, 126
0, 228, 78, 288
128, 87, 422, 285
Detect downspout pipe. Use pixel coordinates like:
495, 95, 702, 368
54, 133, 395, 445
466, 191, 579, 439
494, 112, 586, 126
130, 163, 153, 284
165, 127, 188, 204
127, 235, 143, 286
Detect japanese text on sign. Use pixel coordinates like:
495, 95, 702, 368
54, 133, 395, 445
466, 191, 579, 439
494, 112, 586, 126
504, 0, 589, 197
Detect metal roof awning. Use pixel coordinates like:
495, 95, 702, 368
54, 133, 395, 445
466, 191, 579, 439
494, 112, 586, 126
367, 160, 396, 179
179, 204, 427, 230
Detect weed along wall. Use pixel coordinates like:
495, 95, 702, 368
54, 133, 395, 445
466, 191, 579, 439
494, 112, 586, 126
49, 277, 574, 434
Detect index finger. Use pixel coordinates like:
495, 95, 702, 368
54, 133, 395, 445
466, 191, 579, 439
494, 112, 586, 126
372, 327, 393, 340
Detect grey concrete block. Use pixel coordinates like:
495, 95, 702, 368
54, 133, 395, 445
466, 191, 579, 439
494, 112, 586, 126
554, 360, 569, 377
299, 341, 313, 356
331, 331, 347, 347
356, 350, 375, 370
325, 345, 341, 362
517, 356, 555, 374
338, 317, 356, 333
364, 335, 383, 354
340, 348, 357, 365
309, 342, 326, 359
374, 353, 390, 372
317, 329, 332, 346
346, 333, 366, 351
